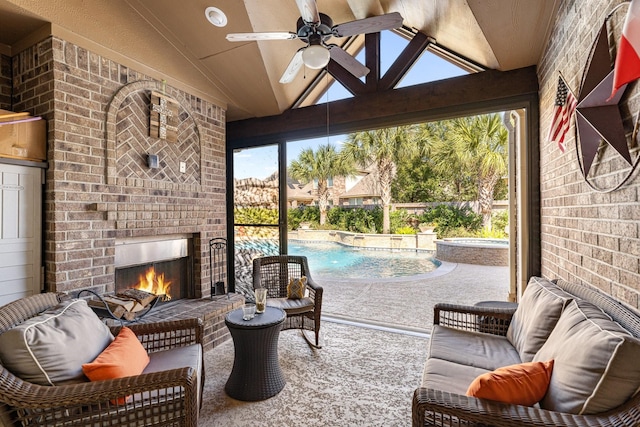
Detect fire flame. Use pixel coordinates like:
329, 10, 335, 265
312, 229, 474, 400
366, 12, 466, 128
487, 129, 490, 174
135, 267, 172, 301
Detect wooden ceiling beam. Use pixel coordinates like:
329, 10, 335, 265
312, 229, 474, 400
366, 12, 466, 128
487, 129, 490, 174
227, 66, 538, 147
365, 32, 381, 91
379, 32, 431, 91
300, 30, 437, 105
327, 60, 367, 96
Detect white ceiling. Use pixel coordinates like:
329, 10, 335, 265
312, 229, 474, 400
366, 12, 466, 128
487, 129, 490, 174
0, 0, 560, 122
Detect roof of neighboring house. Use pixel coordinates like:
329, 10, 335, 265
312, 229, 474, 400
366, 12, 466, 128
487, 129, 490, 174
243, 167, 383, 203
284, 175, 314, 201
287, 180, 315, 201
339, 172, 381, 199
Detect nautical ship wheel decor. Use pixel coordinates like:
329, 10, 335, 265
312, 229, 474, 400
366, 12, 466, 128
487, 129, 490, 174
575, 12, 640, 192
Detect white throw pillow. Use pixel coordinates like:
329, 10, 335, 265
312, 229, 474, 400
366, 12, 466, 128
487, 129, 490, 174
506, 277, 573, 362
0, 299, 114, 385
533, 299, 640, 414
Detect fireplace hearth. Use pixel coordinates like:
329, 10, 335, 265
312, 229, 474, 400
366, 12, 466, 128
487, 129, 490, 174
115, 235, 194, 300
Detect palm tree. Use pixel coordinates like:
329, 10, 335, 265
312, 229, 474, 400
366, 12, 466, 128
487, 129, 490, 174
414, 120, 476, 201
425, 114, 508, 230
341, 126, 418, 234
289, 143, 354, 226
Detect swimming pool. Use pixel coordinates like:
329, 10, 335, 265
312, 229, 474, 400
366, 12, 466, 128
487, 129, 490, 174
288, 240, 439, 279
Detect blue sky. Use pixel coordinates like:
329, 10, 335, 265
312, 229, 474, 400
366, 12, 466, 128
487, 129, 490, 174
233, 31, 468, 180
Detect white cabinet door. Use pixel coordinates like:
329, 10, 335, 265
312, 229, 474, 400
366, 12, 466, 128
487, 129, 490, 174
0, 163, 42, 306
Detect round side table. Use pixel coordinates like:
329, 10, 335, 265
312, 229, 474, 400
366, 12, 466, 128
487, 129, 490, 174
224, 306, 286, 401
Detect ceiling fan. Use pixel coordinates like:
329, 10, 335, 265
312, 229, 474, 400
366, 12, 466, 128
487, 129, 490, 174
226, 0, 403, 84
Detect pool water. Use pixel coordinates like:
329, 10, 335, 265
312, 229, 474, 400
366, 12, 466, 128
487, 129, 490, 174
288, 241, 439, 279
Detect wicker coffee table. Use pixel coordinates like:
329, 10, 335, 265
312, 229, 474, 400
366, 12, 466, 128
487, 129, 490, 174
224, 306, 286, 401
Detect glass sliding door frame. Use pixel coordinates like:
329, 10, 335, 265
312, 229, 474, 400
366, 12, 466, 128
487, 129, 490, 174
227, 93, 539, 299
226, 140, 288, 293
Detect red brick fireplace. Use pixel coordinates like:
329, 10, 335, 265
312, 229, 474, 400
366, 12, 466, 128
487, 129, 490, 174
2, 36, 243, 348
7, 36, 225, 297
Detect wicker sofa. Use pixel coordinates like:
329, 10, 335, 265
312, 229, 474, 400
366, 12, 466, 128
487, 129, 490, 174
0, 293, 203, 427
413, 276, 640, 427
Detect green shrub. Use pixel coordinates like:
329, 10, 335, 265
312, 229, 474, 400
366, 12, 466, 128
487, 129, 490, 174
491, 210, 509, 235
235, 207, 278, 225
390, 209, 412, 234
326, 206, 382, 233
475, 226, 507, 239
347, 207, 378, 233
287, 206, 320, 230
314, 222, 338, 230
437, 226, 477, 239
369, 207, 383, 233
419, 204, 482, 236
327, 206, 348, 230
394, 226, 417, 235
287, 208, 302, 231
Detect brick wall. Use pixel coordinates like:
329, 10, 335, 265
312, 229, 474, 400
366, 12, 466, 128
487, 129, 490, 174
539, 0, 640, 308
0, 53, 11, 110
10, 36, 226, 297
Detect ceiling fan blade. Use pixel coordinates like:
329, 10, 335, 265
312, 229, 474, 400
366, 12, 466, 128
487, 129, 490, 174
295, 0, 321, 24
329, 46, 370, 78
226, 32, 297, 42
280, 49, 304, 84
332, 12, 403, 37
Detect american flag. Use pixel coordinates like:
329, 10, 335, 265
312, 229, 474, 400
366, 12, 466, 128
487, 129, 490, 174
548, 76, 577, 153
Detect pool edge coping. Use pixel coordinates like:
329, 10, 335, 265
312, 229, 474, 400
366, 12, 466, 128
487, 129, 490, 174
314, 260, 458, 283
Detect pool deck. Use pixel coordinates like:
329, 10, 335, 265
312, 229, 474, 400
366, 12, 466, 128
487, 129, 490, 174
315, 262, 510, 336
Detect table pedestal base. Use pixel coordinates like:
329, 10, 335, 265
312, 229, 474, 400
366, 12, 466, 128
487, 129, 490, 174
225, 307, 286, 401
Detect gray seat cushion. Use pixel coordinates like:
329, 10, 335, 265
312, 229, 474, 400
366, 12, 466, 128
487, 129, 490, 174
533, 300, 640, 415
267, 297, 314, 315
428, 325, 522, 371
140, 344, 203, 406
421, 357, 491, 395
144, 344, 201, 375
507, 276, 574, 362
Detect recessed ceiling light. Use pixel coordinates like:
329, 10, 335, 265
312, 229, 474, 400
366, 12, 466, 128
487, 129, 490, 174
205, 7, 227, 27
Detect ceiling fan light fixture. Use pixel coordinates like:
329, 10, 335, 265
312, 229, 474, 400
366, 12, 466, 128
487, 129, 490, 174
302, 44, 330, 69
205, 7, 228, 27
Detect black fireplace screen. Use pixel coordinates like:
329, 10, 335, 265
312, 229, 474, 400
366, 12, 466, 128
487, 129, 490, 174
115, 257, 190, 301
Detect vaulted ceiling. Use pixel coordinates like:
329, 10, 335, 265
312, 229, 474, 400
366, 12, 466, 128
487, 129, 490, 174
0, 0, 559, 122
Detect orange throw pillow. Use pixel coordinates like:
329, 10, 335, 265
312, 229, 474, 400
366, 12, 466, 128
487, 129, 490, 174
466, 360, 554, 406
82, 327, 150, 404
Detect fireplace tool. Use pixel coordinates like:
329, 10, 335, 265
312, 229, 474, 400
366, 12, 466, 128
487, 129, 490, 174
209, 237, 228, 298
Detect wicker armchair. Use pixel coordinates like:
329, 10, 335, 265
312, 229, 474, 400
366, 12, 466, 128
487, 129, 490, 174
252, 255, 323, 348
0, 293, 204, 427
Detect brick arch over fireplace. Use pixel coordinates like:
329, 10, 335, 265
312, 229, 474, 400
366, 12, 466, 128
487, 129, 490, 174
104, 80, 202, 187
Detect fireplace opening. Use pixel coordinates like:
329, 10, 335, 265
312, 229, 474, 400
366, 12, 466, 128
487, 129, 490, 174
115, 259, 189, 301
115, 236, 194, 301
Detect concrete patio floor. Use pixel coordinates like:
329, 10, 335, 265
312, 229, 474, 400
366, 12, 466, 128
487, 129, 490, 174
315, 261, 510, 336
